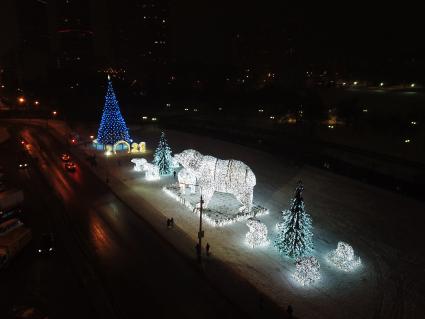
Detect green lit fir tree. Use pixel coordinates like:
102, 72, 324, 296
275, 181, 313, 258
153, 132, 173, 175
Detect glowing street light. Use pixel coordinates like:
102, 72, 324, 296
18, 97, 25, 104
353, 81, 358, 85
90, 135, 94, 139
411, 83, 415, 88
380, 82, 384, 87
34, 100, 39, 106
52, 110, 57, 116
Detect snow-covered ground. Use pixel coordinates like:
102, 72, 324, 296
56, 124, 425, 318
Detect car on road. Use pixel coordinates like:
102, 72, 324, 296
37, 233, 55, 255
64, 161, 76, 172
18, 162, 29, 169
61, 153, 70, 162
0, 218, 23, 236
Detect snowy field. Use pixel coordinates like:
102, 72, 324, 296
78, 125, 425, 319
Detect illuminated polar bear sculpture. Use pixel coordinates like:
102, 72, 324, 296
131, 158, 147, 172
131, 158, 160, 181
174, 149, 256, 211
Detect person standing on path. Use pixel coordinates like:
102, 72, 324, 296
206, 243, 210, 256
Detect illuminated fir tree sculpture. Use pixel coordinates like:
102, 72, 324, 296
153, 132, 173, 175
97, 76, 131, 146
275, 181, 313, 258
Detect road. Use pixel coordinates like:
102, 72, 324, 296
1, 124, 245, 318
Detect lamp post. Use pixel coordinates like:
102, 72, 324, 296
181, 182, 204, 263
198, 194, 204, 263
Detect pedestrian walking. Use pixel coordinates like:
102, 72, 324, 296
170, 217, 174, 228
287, 304, 293, 318
195, 243, 201, 257
206, 243, 210, 256
166, 218, 170, 228
173, 170, 177, 179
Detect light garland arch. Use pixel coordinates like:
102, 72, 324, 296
113, 140, 130, 154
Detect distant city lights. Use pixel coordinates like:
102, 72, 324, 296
404, 139, 411, 143
411, 121, 417, 125
258, 109, 264, 113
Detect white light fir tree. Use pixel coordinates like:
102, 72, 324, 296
275, 181, 313, 258
153, 132, 173, 175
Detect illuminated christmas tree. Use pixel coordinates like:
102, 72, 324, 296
153, 132, 173, 175
97, 76, 131, 146
275, 181, 313, 258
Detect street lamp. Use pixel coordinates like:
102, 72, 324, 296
18, 97, 25, 104
181, 182, 205, 263
34, 100, 39, 106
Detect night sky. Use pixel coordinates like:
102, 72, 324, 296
0, 1, 424, 67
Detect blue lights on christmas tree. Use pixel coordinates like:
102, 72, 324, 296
153, 132, 173, 175
275, 181, 314, 258
97, 76, 131, 146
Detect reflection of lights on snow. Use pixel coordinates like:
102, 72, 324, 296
245, 218, 269, 248
327, 241, 361, 272
293, 256, 320, 286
